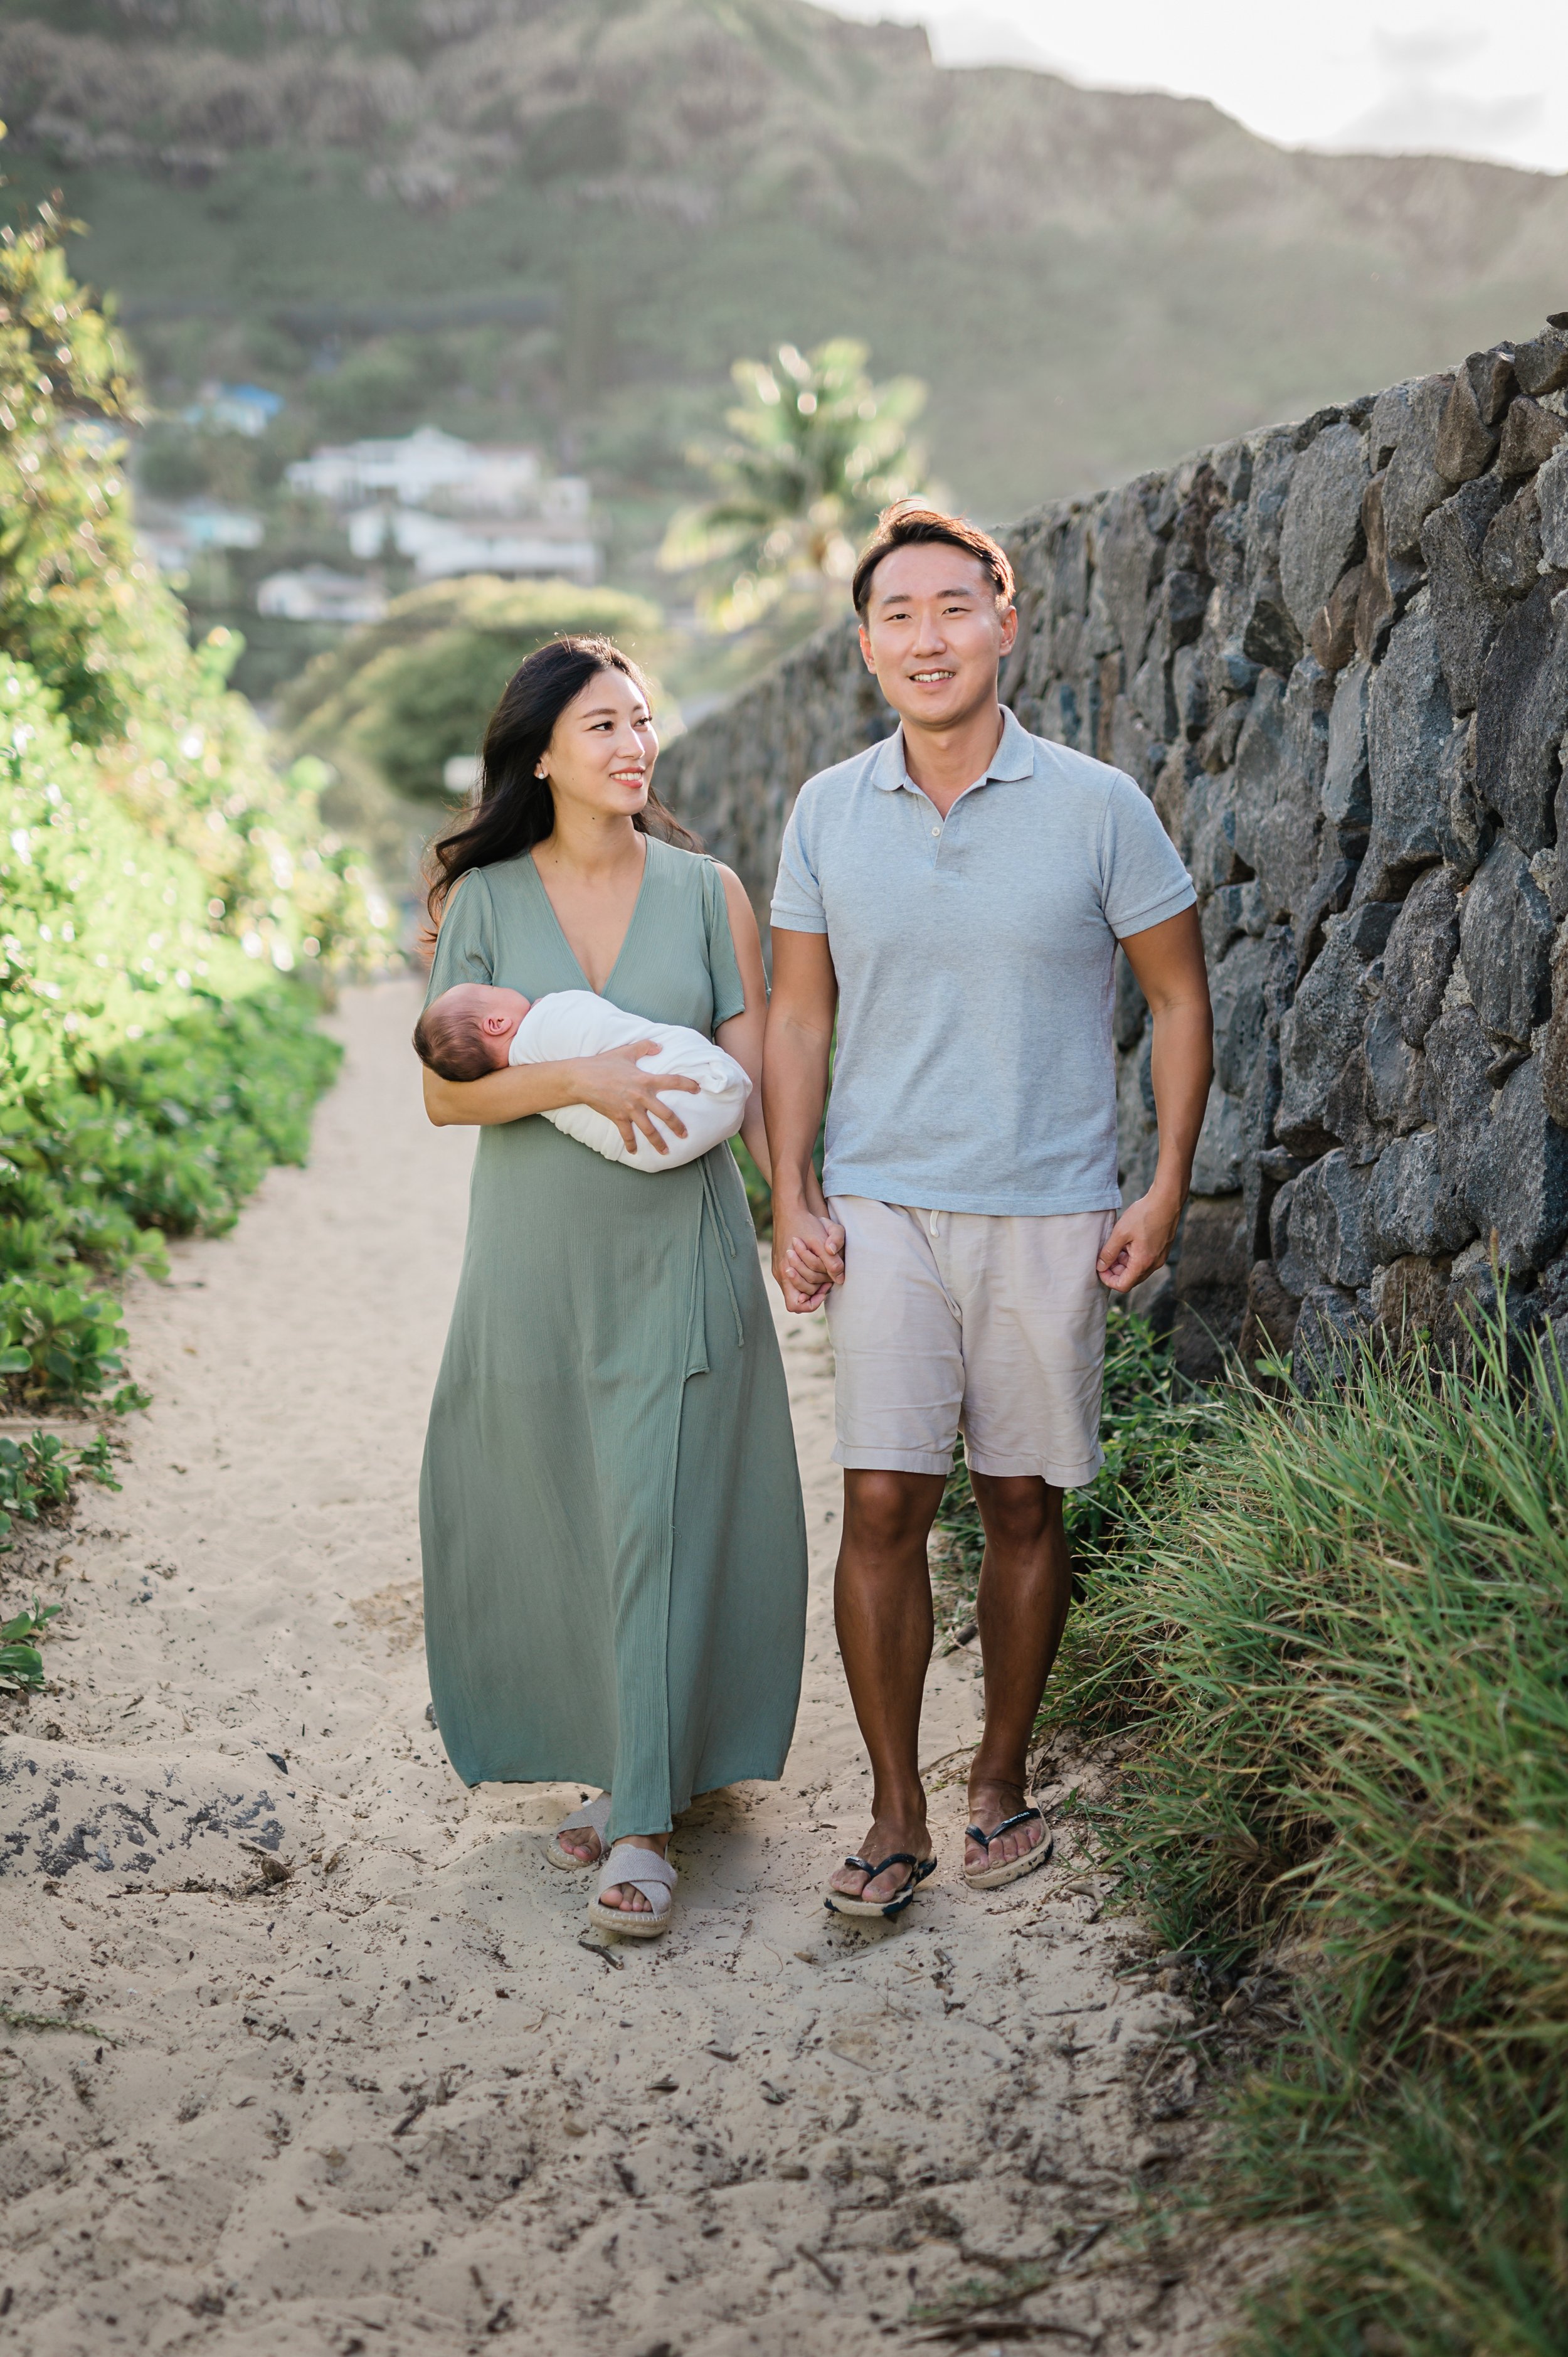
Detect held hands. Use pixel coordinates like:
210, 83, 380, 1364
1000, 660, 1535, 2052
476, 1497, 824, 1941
573, 1043, 700, 1156
1096, 1186, 1184, 1294
772, 1202, 846, 1315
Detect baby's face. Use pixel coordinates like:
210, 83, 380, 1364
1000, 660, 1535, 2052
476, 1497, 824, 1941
443, 982, 531, 1070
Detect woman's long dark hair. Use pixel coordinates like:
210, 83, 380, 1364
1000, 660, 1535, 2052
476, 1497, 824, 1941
424, 636, 698, 922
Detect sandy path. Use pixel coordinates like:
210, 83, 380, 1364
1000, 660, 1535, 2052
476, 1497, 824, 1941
0, 982, 1233, 2356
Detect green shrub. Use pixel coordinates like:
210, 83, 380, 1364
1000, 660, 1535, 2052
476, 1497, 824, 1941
282, 574, 663, 804
0, 200, 388, 970
0, 988, 339, 1402
0, 198, 377, 1407
1037, 1320, 1568, 2354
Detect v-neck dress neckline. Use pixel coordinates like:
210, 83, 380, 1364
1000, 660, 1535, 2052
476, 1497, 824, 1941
523, 834, 652, 1000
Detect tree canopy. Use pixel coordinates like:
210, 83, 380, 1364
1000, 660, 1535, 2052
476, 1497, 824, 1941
282, 575, 663, 804
660, 339, 931, 637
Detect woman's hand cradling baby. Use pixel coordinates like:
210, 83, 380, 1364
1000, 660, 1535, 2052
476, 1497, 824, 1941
573, 1043, 701, 1156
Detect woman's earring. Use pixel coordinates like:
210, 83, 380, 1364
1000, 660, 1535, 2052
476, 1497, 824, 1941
535, 767, 547, 780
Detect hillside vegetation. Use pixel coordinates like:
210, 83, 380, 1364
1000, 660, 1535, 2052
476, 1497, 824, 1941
3, 0, 1566, 533
0, 197, 387, 1408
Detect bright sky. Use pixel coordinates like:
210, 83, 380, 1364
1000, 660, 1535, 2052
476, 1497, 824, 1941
821, 0, 1568, 175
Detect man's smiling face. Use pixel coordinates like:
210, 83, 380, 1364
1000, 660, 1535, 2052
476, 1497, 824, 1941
857, 542, 1017, 732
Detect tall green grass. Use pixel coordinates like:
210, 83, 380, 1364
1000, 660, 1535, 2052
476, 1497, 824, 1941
1036, 1319, 1568, 2353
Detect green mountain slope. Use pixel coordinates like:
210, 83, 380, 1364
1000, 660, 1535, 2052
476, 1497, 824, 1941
3, 0, 1565, 524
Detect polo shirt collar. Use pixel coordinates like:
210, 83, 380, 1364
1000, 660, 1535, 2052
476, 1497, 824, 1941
871, 703, 1035, 792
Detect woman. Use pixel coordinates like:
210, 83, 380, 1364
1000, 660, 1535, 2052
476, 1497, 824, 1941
418, 636, 807, 1936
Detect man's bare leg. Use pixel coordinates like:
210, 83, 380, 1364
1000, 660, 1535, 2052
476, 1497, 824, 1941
963, 1473, 1070, 1874
827, 1469, 946, 1907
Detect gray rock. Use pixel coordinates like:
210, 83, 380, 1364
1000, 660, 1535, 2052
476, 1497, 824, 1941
1170, 644, 1208, 738
1364, 999, 1426, 1132
1270, 1176, 1312, 1299
1367, 1130, 1473, 1261
1276, 902, 1398, 1155
1475, 580, 1568, 855
1539, 443, 1568, 572
1420, 474, 1507, 711
1117, 1035, 1159, 1200
1460, 839, 1554, 1046
1191, 1085, 1245, 1195
1293, 1285, 1369, 1397
1381, 865, 1460, 1045
1185, 768, 1246, 894
1369, 381, 1413, 470
1359, 605, 1453, 899
1463, 347, 1518, 428
1308, 561, 1365, 674
1239, 429, 1304, 675
1513, 320, 1568, 399
1280, 421, 1369, 637
1435, 714, 1491, 883
1436, 366, 1500, 486
1113, 947, 1148, 1050
1464, 1055, 1568, 1272
1201, 877, 1268, 964
1242, 1030, 1285, 1258
1162, 567, 1211, 650
1248, 657, 1335, 927
1240, 1259, 1299, 1365
1322, 658, 1372, 831
1498, 396, 1567, 479
1355, 471, 1422, 664
1370, 1253, 1450, 1354
1382, 372, 1454, 558
1434, 1243, 1547, 1373
1095, 479, 1163, 660
1424, 1003, 1494, 1159
1210, 930, 1271, 1096
1481, 484, 1544, 600
1170, 1196, 1250, 1378
1287, 1147, 1374, 1287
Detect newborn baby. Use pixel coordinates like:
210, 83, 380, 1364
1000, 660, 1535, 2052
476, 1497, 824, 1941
415, 983, 751, 1173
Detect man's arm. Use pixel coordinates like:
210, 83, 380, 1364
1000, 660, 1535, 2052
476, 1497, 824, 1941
764, 928, 845, 1312
1096, 905, 1213, 1294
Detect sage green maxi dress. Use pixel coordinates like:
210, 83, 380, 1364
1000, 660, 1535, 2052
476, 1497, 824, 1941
419, 837, 808, 1843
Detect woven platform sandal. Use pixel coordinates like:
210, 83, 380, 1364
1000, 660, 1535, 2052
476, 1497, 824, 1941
824, 1853, 936, 1921
587, 1841, 677, 1939
961, 1807, 1053, 1891
546, 1792, 612, 1870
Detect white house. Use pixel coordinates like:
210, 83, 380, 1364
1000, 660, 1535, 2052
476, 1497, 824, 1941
255, 567, 389, 624
345, 504, 598, 583
285, 426, 549, 513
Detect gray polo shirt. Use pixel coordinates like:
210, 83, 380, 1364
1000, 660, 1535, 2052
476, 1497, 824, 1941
770, 706, 1195, 1216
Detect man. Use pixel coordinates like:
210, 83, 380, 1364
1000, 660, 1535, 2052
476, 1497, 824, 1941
764, 503, 1212, 1918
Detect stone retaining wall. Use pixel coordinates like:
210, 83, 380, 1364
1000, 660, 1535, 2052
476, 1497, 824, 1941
657, 316, 1568, 1380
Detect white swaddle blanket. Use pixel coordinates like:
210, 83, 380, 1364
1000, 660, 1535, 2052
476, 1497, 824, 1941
508, 988, 750, 1173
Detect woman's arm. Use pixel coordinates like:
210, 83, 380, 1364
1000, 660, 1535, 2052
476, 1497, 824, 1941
712, 865, 773, 1183
423, 1046, 699, 1154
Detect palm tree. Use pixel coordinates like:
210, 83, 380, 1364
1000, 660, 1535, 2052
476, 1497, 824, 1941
661, 339, 933, 636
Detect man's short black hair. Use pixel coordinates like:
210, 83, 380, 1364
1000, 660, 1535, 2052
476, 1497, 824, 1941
852, 501, 1014, 617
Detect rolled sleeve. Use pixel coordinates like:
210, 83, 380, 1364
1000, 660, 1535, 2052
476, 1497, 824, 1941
770, 797, 829, 935
1098, 771, 1197, 940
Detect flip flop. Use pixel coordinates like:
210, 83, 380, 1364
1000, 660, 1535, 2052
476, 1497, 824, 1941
961, 1807, 1053, 1891
587, 1841, 677, 1939
547, 1792, 612, 1871
824, 1852, 937, 1921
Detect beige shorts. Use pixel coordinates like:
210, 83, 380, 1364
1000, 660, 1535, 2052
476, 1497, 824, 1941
824, 1197, 1114, 1486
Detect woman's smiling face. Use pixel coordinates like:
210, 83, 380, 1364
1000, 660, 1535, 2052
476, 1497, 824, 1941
539, 663, 659, 825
